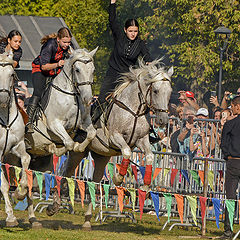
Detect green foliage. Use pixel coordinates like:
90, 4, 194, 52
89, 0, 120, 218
0, 0, 239, 96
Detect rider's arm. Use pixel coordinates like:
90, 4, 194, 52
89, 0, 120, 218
140, 41, 152, 63
13, 47, 22, 68
109, 0, 122, 40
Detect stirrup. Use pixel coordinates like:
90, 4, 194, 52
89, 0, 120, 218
25, 123, 34, 134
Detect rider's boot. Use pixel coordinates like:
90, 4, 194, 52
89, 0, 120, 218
26, 96, 40, 134
91, 101, 107, 125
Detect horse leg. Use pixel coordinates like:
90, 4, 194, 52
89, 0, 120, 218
1, 170, 18, 227
73, 124, 96, 152
135, 135, 154, 192
27, 194, 42, 229
11, 141, 31, 200
47, 143, 67, 157
110, 132, 131, 186
82, 152, 110, 230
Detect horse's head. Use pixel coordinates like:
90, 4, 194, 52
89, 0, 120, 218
141, 60, 173, 127
67, 47, 98, 106
0, 52, 14, 108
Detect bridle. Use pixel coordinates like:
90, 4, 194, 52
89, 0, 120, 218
0, 61, 19, 157
111, 77, 170, 145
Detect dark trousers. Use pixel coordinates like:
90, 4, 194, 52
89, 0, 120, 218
32, 72, 47, 98
224, 159, 240, 233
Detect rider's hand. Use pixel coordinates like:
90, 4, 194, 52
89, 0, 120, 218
57, 60, 64, 68
111, 0, 116, 4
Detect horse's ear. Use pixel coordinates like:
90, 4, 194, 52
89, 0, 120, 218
68, 46, 74, 55
167, 66, 174, 77
89, 47, 98, 57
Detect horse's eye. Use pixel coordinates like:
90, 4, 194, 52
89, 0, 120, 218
75, 68, 80, 73
153, 90, 159, 94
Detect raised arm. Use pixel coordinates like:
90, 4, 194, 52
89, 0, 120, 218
109, 0, 122, 40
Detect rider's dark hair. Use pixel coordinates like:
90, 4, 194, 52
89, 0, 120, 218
124, 19, 139, 30
41, 27, 72, 45
0, 30, 22, 44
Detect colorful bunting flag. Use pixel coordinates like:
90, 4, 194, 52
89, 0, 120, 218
164, 168, 170, 177
138, 189, 146, 220
55, 175, 62, 198
198, 170, 204, 186
115, 163, 121, 172
44, 173, 51, 200
127, 167, 133, 179
152, 168, 162, 181
163, 193, 172, 222
212, 198, 221, 228
35, 171, 43, 199
181, 170, 190, 184
25, 169, 33, 197
190, 170, 200, 186
14, 197, 28, 211
83, 159, 89, 172
87, 182, 96, 210
51, 174, 55, 188
116, 186, 125, 213
208, 170, 214, 191
76, 180, 85, 208
103, 184, 110, 209
174, 194, 184, 224
59, 154, 67, 170
186, 196, 197, 226
225, 199, 235, 231
14, 166, 21, 188
139, 166, 146, 179
199, 196, 207, 223
66, 177, 75, 207
151, 191, 160, 221
128, 188, 136, 212
75, 165, 79, 178
170, 169, 178, 187
53, 154, 59, 173
131, 165, 138, 183
107, 163, 114, 179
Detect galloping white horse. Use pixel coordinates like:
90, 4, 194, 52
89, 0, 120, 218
0, 53, 32, 227
27, 47, 98, 157
61, 59, 173, 229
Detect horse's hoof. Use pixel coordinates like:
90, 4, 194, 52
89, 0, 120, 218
46, 202, 60, 216
32, 221, 42, 229
82, 221, 91, 231
112, 173, 124, 186
6, 220, 18, 227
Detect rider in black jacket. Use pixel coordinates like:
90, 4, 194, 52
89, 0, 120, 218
26, 27, 72, 133
92, 0, 152, 123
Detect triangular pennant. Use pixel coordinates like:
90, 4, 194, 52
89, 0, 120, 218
163, 193, 172, 222
127, 188, 136, 212
59, 154, 67, 169
170, 169, 178, 187
51, 174, 55, 188
103, 184, 110, 209
186, 196, 197, 226
14, 197, 28, 211
131, 165, 138, 183
76, 180, 85, 208
104, 168, 109, 181
115, 163, 121, 172
87, 182, 96, 210
25, 169, 33, 197
116, 186, 125, 213
66, 177, 75, 207
225, 199, 235, 231
164, 168, 170, 177
35, 171, 43, 199
5, 163, 10, 184
53, 154, 59, 173
199, 196, 207, 224
198, 170, 204, 186
152, 168, 162, 181
139, 166, 146, 179
107, 163, 114, 179
44, 173, 51, 200
181, 170, 190, 184
138, 189, 146, 220
208, 170, 214, 191
190, 170, 200, 186
83, 159, 89, 172
127, 167, 133, 179
150, 191, 160, 221
55, 175, 62, 198
14, 166, 22, 188
212, 198, 221, 228
174, 194, 184, 224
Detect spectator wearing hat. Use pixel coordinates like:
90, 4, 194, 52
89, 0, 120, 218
178, 90, 199, 111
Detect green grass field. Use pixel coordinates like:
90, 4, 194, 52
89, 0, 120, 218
0, 201, 234, 240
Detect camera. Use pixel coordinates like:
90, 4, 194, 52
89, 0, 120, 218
211, 91, 216, 97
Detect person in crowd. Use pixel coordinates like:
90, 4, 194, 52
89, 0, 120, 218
26, 27, 72, 132
0, 30, 22, 68
91, 0, 152, 123
178, 90, 199, 111
220, 96, 240, 239
220, 88, 240, 110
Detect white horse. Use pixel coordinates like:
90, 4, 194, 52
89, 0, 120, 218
26, 47, 98, 157
0, 53, 32, 227
60, 59, 173, 229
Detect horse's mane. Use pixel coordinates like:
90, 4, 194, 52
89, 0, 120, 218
114, 58, 165, 97
0, 54, 14, 65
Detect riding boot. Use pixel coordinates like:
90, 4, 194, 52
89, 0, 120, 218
91, 101, 107, 125
26, 96, 40, 133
